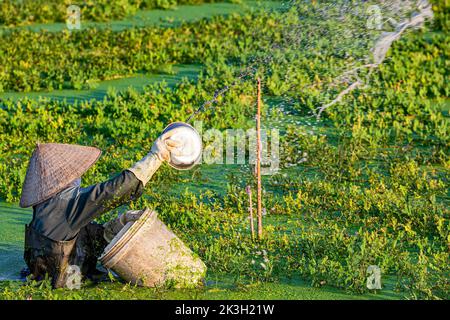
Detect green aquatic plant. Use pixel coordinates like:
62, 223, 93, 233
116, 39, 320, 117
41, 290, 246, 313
0, 0, 229, 27
0, 0, 448, 300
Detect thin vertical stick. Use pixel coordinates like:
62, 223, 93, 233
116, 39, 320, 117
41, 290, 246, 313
256, 78, 263, 239
246, 186, 255, 240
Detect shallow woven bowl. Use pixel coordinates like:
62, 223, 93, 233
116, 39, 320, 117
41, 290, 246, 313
162, 122, 202, 170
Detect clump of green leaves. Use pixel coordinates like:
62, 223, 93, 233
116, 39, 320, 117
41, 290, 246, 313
0, 0, 223, 27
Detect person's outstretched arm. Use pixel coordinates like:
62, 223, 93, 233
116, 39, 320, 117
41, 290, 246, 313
65, 170, 144, 232
65, 130, 181, 233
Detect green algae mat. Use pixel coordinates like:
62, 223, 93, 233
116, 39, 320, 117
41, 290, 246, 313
0, 64, 201, 103
0, 1, 281, 103
0, 202, 30, 281
1, 1, 283, 33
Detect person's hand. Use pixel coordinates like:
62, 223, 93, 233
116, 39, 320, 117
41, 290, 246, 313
151, 130, 183, 162
128, 129, 183, 186
103, 210, 145, 243
119, 210, 144, 225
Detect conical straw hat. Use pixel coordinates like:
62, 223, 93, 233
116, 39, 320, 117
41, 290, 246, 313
19, 143, 101, 208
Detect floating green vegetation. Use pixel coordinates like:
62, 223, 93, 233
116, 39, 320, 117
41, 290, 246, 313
0, 1, 377, 93
0, 64, 202, 103
0, 0, 448, 300
0, 0, 249, 27
0, 274, 404, 300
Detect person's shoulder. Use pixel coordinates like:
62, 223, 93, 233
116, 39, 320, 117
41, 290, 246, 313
57, 185, 81, 200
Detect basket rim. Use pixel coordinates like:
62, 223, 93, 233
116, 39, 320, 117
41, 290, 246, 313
100, 209, 156, 267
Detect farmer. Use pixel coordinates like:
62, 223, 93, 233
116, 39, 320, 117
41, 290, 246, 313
19, 130, 183, 288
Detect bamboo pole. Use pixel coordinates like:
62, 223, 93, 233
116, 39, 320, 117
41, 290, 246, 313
256, 78, 263, 239
246, 186, 255, 240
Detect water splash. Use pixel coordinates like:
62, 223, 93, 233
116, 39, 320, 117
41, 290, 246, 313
187, 0, 433, 122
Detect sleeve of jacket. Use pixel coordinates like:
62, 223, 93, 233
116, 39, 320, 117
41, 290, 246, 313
65, 170, 144, 232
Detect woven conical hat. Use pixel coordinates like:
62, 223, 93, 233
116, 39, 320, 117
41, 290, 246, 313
19, 143, 101, 208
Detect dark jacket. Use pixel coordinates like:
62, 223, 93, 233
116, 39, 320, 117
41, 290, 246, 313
24, 170, 143, 287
